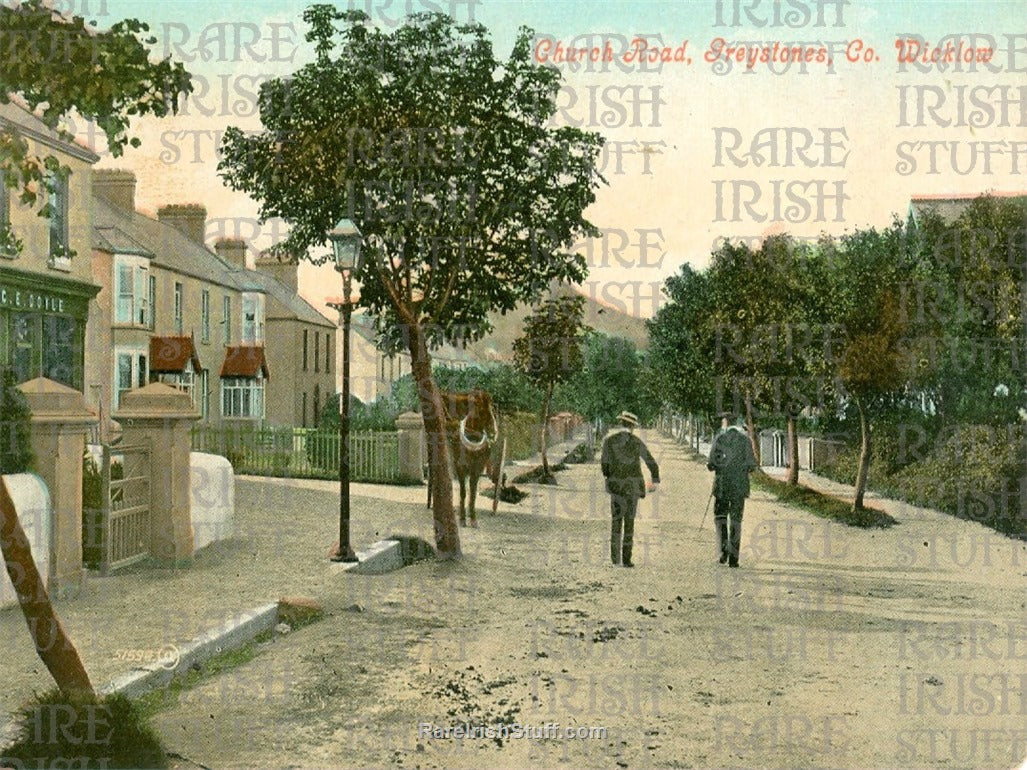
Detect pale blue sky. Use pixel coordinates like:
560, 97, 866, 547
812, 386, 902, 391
79, 0, 1027, 318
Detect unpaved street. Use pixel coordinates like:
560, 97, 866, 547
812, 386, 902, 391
152, 433, 1027, 769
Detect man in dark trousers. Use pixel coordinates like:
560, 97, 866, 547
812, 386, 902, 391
601, 410, 660, 568
707, 411, 758, 568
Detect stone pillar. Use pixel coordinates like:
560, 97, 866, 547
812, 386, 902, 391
114, 383, 200, 566
17, 377, 98, 599
395, 411, 425, 484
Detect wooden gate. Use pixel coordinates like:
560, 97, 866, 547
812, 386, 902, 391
101, 442, 152, 573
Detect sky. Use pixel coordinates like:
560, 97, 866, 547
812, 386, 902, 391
69, 0, 1027, 319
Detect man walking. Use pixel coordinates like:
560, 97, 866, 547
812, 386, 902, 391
707, 412, 758, 568
601, 411, 660, 568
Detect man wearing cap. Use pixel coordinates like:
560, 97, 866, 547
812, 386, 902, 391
601, 411, 660, 568
707, 412, 758, 568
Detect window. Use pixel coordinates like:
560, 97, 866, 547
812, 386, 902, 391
47, 172, 70, 268
174, 282, 183, 334
325, 333, 331, 373
114, 349, 147, 410
13, 313, 37, 384
314, 331, 320, 373
148, 275, 156, 330
313, 384, 320, 428
301, 392, 307, 428
157, 366, 194, 403
222, 296, 231, 344
200, 290, 211, 343
114, 256, 150, 326
241, 293, 264, 343
221, 375, 265, 419
42, 315, 77, 388
199, 370, 209, 419
302, 329, 308, 371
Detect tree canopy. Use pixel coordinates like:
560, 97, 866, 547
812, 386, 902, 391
219, 7, 605, 556
0, 0, 192, 206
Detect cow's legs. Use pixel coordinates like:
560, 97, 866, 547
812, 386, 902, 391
468, 474, 479, 527
458, 475, 467, 527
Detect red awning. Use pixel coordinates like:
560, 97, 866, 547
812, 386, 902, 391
220, 346, 269, 379
149, 336, 202, 374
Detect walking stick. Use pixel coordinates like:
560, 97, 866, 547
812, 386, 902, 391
699, 488, 713, 532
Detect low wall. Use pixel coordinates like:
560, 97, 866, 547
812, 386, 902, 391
190, 453, 234, 554
0, 474, 52, 610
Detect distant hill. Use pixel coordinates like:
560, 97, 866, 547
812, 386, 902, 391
465, 285, 649, 364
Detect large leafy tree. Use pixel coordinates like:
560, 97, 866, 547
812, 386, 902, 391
645, 264, 718, 432
0, 0, 191, 206
513, 294, 590, 477
218, 8, 604, 557
565, 332, 650, 426
816, 222, 918, 510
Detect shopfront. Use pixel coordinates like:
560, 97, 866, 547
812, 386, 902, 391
0, 266, 99, 390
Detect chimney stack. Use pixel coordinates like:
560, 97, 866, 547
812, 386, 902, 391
93, 169, 136, 212
254, 250, 298, 293
157, 204, 207, 246
215, 238, 249, 269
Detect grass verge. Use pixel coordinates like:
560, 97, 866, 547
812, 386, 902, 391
134, 630, 273, 720
752, 472, 898, 529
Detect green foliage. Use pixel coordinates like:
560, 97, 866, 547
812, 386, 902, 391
0, 367, 33, 474
562, 332, 655, 424
513, 294, 589, 390
0, 0, 192, 207
318, 393, 402, 432
752, 473, 897, 529
645, 264, 718, 419
218, 9, 605, 353
1, 689, 168, 769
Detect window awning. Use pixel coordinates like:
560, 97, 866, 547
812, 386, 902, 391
220, 345, 269, 379
149, 336, 202, 374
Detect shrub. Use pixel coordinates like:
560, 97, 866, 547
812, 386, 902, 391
1, 689, 168, 769
0, 367, 33, 474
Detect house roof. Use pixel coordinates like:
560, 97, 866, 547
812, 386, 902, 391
94, 225, 154, 258
0, 100, 100, 163
149, 336, 202, 373
908, 192, 1027, 226
220, 345, 269, 379
243, 268, 335, 329
93, 197, 249, 291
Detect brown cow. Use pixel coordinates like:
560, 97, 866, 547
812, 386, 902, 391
426, 389, 498, 527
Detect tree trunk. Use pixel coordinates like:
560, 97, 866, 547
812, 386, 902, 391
853, 395, 871, 511
0, 477, 96, 699
407, 322, 460, 558
540, 382, 554, 475
786, 411, 799, 485
744, 391, 761, 465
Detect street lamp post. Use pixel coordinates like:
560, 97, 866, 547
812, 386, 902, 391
328, 218, 363, 563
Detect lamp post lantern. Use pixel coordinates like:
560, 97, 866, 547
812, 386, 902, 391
327, 218, 364, 563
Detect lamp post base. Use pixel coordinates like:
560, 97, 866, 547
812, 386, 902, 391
328, 541, 359, 563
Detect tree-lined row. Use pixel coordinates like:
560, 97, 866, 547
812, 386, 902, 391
645, 195, 1027, 517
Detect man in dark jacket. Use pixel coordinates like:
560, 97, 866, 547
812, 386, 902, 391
707, 412, 758, 568
601, 410, 660, 568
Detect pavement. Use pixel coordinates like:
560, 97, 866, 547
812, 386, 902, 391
2, 430, 1026, 769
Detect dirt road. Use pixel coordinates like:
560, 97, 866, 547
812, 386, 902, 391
149, 433, 1026, 769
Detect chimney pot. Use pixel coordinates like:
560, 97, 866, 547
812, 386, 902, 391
215, 237, 249, 269
157, 204, 207, 246
93, 169, 136, 212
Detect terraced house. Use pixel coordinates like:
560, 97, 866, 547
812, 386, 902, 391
89, 170, 334, 428
0, 102, 101, 389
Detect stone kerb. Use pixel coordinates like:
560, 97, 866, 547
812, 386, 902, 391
395, 411, 425, 483
114, 383, 200, 566
17, 377, 97, 598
